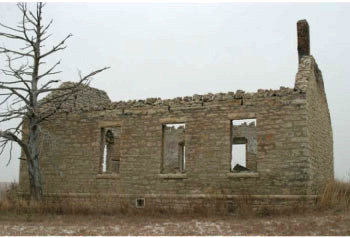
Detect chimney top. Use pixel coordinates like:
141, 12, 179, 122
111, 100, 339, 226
297, 19, 310, 62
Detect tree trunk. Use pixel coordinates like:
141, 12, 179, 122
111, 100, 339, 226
26, 123, 43, 200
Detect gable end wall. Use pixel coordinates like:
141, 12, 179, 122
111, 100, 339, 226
296, 55, 334, 194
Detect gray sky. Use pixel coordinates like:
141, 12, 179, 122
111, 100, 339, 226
0, 2, 349, 182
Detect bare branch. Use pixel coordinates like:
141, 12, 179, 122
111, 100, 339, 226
0, 83, 29, 93
0, 129, 29, 160
0, 79, 32, 85
40, 33, 72, 59
0, 94, 12, 106
19, 43, 33, 51
0, 130, 22, 147
41, 19, 53, 36
0, 85, 30, 105
0, 140, 8, 157
37, 60, 61, 80
29, 11, 38, 23
38, 79, 60, 92
17, 3, 35, 47
6, 141, 13, 166
38, 67, 110, 94
17, 3, 37, 28
0, 32, 26, 41
0, 46, 34, 58
3, 53, 32, 94
0, 22, 22, 33
40, 33, 52, 42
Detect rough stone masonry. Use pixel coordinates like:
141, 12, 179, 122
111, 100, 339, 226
19, 20, 334, 212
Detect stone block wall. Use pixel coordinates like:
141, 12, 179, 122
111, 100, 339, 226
295, 56, 334, 194
19, 82, 318, 196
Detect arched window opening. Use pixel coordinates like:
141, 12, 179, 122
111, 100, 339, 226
100, 127, 120, 174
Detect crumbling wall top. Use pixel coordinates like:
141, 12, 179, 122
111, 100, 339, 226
42, 84, 302, 114
40, 81, 111, 111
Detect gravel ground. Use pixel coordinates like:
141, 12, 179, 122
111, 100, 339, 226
0, 210, 349, 236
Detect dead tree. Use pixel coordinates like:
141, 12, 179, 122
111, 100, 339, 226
0, 3, 109, 200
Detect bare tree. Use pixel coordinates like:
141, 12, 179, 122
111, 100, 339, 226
0, 3, 109, 200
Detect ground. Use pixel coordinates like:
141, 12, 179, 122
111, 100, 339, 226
0, 210, 349, 235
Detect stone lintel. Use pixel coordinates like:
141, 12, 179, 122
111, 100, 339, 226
160, 117, 188, 124
228, 112, 256, 120
98, 121, 122, 128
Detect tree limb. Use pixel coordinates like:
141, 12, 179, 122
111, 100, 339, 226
40, 34, 72, 59
37, 60, 61, 80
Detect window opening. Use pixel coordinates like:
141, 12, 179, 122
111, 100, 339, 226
100, 126, 121, 174
162, 123, 186, 174
179, 142, 185, 172
232, 143, 246, 169
231, 119, 257, 172
102, 144, 108, 173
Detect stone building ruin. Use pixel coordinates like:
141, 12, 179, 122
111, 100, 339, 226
19, 20, 334, 212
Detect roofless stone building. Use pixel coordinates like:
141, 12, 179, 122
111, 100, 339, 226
19, 20, 333, 212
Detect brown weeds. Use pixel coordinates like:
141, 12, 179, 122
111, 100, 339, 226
318, 179, 350, 210
1, 179, 349, 217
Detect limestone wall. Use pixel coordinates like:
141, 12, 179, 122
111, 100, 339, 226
19, 83, 313, 197
295, 56, 334, 194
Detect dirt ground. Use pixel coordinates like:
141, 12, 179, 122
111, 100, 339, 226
0, 210, 349, 236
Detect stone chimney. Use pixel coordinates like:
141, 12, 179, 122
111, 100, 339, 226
297, 19, 310, 63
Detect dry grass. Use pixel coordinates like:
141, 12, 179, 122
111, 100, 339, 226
318, 179, 350, 210
1, 192, 125, 216
0, 185, 183, 217
1, 180, 350, 235
1, 180, 349, 217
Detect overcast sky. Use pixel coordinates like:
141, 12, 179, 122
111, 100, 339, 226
0, 2, 349, 182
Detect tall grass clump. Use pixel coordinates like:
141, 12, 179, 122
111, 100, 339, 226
1, 183, 21, 215
0, 187, 123, 216
318, 179, 350, 210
